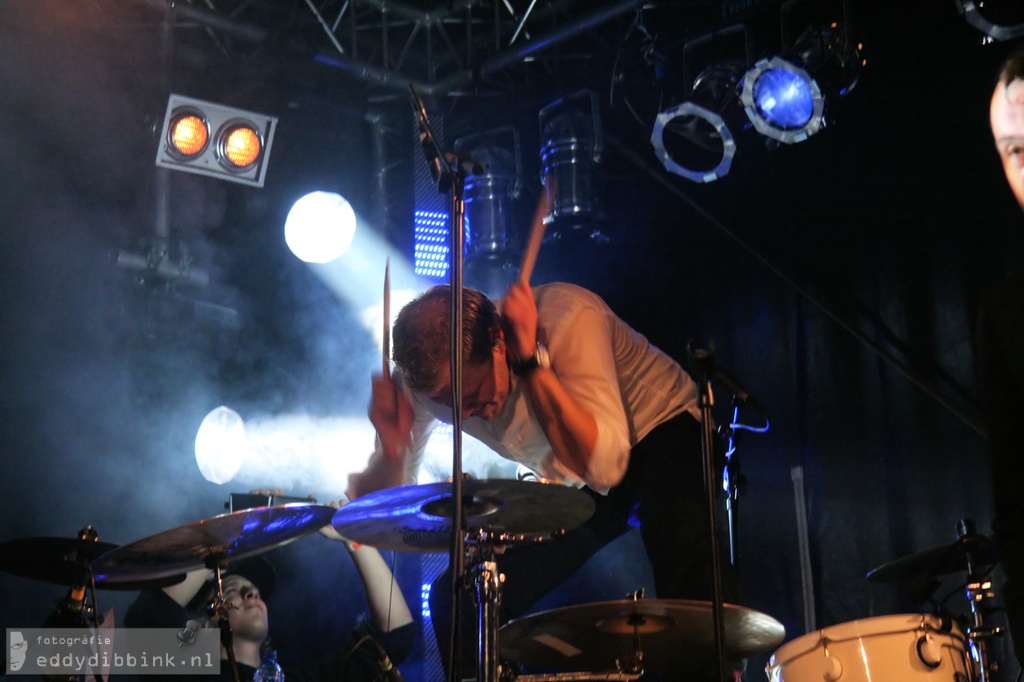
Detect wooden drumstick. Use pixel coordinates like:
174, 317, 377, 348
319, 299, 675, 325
518, 176, 556, 285
382, 258, 391, 375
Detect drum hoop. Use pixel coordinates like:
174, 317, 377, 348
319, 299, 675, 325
770, 613, 966, 665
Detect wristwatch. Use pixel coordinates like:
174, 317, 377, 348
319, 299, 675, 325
511, 342, 550, 375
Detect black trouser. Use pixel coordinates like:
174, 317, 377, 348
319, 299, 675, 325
429, 411, 738, 678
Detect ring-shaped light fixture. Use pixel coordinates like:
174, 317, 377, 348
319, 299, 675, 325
956, 0, 1024, 41
651, 102, 737, 183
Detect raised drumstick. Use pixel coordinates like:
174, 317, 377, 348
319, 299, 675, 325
382, 258, 391, 375
518, 176, 556, 285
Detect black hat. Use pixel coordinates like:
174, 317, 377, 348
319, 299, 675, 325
221, 555, 277, 600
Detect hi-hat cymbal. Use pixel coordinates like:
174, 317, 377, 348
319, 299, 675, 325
331, 479, 596, 552
499, 599, 786, 673
0, 537, 186, 590
89, 503, 335, 583
866, 533, 999, 582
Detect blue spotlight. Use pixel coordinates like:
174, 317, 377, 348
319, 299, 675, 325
752, 67, 814, 128
741, 57, 824, 144
741, 24, 863, 145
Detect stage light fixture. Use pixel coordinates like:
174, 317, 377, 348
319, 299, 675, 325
285, 191, 357, 263
156, 94, 278, 187
539, 89, 604, 230
651, 62, 747, 183
741, 23, 863, 144
454, 126, 522, 262
741, 56, 824, 144
195, 406, 248, 485
956, 0, 1024, 41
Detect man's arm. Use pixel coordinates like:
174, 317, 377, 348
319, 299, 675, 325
502, 280, 630, 489
318, 499, 413, 632
347, 544, 414, 632
162, 569, 212, 607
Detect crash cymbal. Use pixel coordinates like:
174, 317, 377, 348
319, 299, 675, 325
331, 479, 596, 552
89, 503, 335, 583
0, 537, 186, 590
499, 599, 786, 673
866, 533, 998, 582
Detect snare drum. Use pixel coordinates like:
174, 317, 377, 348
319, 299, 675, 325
766, 613, 973, 681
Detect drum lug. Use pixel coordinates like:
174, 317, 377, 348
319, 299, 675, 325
916, 634, 943, 669
822, 655, 842, 681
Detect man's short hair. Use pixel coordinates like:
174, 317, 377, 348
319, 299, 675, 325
997, 44, 1024, 87
392, 285, 501, 393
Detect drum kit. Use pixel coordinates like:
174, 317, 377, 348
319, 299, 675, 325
767, 518, 1002, 682
0, 487, 1005, 682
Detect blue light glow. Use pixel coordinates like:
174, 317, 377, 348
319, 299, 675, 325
753, 68, 814, 129
421, 583, 432, 619
414, 210, 449, 279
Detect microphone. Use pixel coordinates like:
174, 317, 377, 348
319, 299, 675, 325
714, 366, 762, 412
444, 150, 484, 176
409, 84, 483, 191
409, 84, 448, 191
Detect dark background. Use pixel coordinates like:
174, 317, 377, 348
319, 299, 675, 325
2, 1, 1022, 680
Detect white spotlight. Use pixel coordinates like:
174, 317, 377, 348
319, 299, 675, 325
285, 191, 357, 263
195, 406, 248, 484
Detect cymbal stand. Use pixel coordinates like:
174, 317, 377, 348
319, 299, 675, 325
466, 529, 588, 682
467, 532, 503, 682
45, 527, 105, 682
958, 520, 1001, 682
46, 527, 103, 629
205, 555, 242, 682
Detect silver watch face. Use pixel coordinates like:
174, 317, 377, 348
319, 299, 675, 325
535, 343, 550, 370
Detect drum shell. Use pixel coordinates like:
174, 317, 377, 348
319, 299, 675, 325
766, 613, 973, 681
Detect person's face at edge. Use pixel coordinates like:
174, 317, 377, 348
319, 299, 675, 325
221, 575, 268, 643
991, 77, 1024, 211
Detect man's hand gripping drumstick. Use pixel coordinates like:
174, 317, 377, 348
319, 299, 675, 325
352, 260, 415, 499
503, 177, 555, 362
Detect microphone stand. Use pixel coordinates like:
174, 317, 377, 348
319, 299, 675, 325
687, 343, 729, 682
206, 555, 242, 682
718, 384, 770, 568
721, 402, 741, 567
409, 84, 471, 682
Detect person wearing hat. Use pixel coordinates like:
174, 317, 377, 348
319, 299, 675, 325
123, 499, 414, 682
